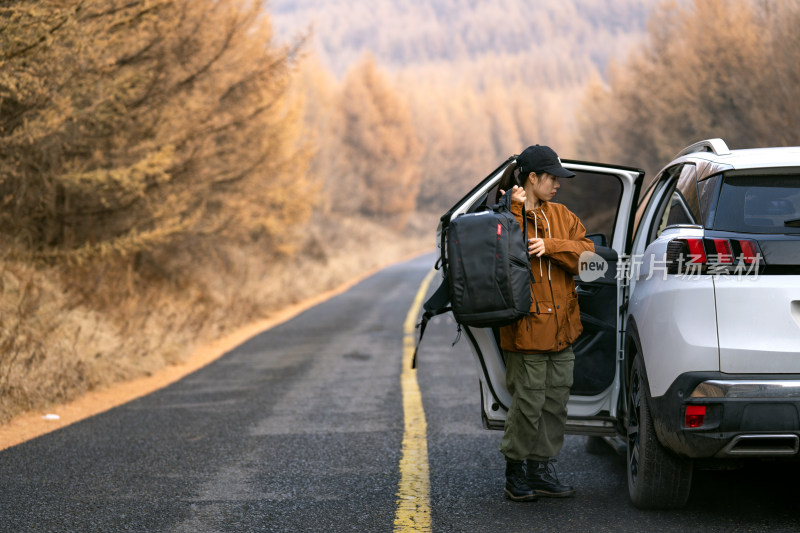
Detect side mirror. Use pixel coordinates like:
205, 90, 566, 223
586, 233, 608, 248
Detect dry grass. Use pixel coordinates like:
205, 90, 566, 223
0, 212, 436, 423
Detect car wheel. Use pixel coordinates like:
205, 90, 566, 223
626, 354, 693, 509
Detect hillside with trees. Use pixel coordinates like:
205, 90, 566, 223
271, 0, 662, 210
0, 0, 313, 420
2, 1, 307, 259
0, 0, 424, 422
577, 0, 800, 179
269, 0, 654, 80
1, 0, 799, 424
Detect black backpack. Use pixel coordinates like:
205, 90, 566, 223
413, 191, 536, 367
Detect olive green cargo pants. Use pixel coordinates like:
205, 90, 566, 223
499, 346, 575, 462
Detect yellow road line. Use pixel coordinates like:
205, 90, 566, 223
394, 268, 437, 533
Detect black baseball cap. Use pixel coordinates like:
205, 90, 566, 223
516, 145, 575, 179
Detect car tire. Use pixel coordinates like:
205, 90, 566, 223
626, 354, 693, 509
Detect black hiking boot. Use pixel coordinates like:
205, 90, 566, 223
504, 460, 538, 502
525, 459, 576, 497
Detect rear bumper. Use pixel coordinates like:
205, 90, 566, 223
650, 372, 800, 459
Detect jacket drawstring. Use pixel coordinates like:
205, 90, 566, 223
541, 208, 552, 281
531, 210, 543, 280
530, 206, 552, 281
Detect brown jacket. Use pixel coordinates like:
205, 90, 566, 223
499, 200, 595, 354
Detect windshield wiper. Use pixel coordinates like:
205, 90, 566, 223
784, 218, 800, 227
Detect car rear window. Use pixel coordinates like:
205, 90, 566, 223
713, 174, 800, 234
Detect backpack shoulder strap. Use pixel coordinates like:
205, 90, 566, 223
411, 275, 451, 369
499, 192, 539, 313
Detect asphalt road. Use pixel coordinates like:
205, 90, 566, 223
1, 253, 799, 532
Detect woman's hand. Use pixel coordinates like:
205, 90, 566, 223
528, 237, 546, 257
500, 185, 526, 204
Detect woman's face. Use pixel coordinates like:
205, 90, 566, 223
527, 172, 560, 203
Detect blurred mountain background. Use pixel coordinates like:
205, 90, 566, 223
270, 0, 652, 79
270, 0, 659, 210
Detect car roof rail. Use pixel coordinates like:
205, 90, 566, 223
673, 138, 731, 159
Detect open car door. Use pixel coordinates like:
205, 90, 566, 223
436, 158, 643, 435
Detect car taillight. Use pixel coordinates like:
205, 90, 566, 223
666, 237, 764, 274
737, 239, 759, 264
685, 405, 706, 428
711, 238, 733, 264
666, 238, 706, 274
685, 238, 707, 263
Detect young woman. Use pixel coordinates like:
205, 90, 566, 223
496, 145, 594, 502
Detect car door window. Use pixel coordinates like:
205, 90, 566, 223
674, 164, 701, 222
663, 192, 693, 227
660, 165, 699, 228
547, 169, 624, 247
650, 185, 681, 243
632, 180, 657, 240
463, 165, 625, 247
697, 174, 723, 228
643, 165, 684, 245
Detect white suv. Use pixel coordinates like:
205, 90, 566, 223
438, 139, 800, 509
